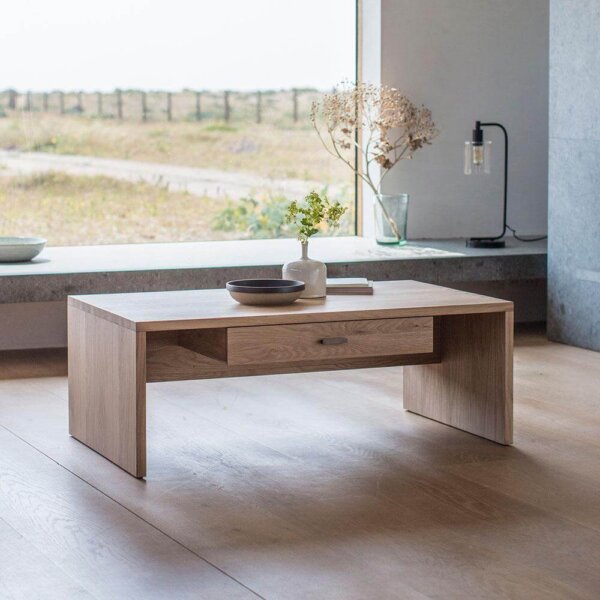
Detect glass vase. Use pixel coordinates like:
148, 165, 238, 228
374, 194, 409, 245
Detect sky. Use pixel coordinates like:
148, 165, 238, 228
1, 0, 356, 92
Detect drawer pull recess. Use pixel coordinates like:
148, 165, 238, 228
320, 337, 348, 346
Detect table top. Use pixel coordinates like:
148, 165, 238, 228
69, 280, 513, 332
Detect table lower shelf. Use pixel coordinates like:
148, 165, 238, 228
145, 325, 440, 383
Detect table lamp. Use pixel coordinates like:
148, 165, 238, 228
464, 120, 508, 248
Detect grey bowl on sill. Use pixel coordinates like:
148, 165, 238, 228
0, 237, 47, 263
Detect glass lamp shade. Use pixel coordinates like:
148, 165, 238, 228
464, 140, 492, 174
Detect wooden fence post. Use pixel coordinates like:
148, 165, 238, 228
77, 91, 83, 113
256, 91, 262, 124
8, 89, 17, 110
43, 93, 49, 111
292, 88, 299, 122
142, 91, 148, 122
166, 92, 172, 121
116, 89, 123, 119
97, 92, 103, 117
224, 90, 230, 122
59, 91, 65, 114
26, 91, 32, 111
195, 92, 201, 120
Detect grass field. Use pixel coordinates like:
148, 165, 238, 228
0, 113, 349, 183
0, 171, 354, 246
0, 172, 229, 245
0, 97, 354, 246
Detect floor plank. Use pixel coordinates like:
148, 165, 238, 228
0, 517, 92, 600
0, 427, 259, 600
0, 327, 599, 599
0, 348, 67, 380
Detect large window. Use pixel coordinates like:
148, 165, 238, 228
0, 1, 356, 246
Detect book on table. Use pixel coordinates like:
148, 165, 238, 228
326, 277, 374, 295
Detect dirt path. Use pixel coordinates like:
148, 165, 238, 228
0, 150, 335, 201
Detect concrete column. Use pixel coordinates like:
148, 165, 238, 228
548, 0, 600, 351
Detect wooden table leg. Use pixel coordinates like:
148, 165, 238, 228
68, 305, 147, 477
403, 311, 513, 444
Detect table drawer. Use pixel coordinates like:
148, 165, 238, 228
227, 317, 434, 366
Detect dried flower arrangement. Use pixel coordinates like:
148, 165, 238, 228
311, 82, 439, 240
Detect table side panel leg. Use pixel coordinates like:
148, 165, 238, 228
68, 306, 147, 477
403, 311, 513, 444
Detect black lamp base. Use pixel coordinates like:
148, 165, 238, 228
466, 238, 506, 249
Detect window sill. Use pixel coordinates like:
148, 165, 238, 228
0, 236, 546, 304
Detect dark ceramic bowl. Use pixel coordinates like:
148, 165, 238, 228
226, 279, 305, 306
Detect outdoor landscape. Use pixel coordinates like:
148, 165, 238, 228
0, 89, 355, 246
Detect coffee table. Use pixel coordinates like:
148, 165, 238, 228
68, 280, 513, 478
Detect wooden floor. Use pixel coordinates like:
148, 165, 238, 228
1, 326, 599, 599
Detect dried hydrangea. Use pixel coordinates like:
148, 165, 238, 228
311, 82, 439, 204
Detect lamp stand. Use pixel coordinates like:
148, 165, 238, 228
467, 122, 508, 249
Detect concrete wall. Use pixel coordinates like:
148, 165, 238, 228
547, 0, 600, 351
361, 0, 549, 240
0, 301, 67, 350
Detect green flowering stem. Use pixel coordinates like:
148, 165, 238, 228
285, 191, 347, 244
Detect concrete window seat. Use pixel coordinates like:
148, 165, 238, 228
0, 236, 546, 350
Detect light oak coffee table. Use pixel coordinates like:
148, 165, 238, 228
68, 280, 513, 478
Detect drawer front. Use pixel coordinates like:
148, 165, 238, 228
227, 317, 434, 366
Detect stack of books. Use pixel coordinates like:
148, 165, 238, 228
326, 277, 374, 295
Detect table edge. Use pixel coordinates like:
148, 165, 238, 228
68, 295, 514, 332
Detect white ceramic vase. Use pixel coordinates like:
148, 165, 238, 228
282, 241, 326, 298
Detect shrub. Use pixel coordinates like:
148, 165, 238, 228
212, 196, 292, 239
212, 189, 352, 240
